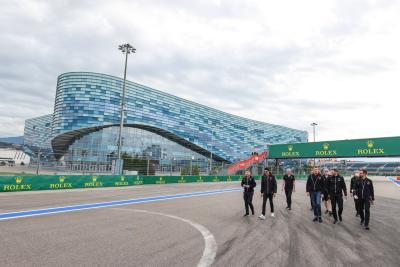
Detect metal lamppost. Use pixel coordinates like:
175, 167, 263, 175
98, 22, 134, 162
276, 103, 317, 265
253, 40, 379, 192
190, 156, 194, 175
170, 157, 176, 176
209, 128, 214, 175
117, 43, 136, 173
310, 122, 318, 142
30, 126, 41, 175
33, 124, 51, 175
311, 122, 318, 166
146, 152, 152, 176
36, 144, 41, 175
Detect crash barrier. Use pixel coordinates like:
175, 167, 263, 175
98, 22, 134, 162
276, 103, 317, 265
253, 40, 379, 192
0, 174, 311, 193
0, 175, 242, 193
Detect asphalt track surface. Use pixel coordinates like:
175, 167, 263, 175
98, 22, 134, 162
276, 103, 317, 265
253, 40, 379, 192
0, 179, 399, 267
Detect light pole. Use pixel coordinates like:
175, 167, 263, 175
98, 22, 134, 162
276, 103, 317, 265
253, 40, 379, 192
36, 148, 41, 175
190, 156, 194, 175
310, 122, 318, 142
170, 157, 176, 176
310, 122, 318, 166
32, 125, 50, 175
209, 128, 214, 175
146, 152, 152, 176
117, 43, 136, 173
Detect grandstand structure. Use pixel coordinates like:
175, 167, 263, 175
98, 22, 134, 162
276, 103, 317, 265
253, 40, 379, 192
23, 72, 307, 175
343, 161, 400, 174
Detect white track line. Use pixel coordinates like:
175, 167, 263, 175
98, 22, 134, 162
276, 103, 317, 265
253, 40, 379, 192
113, 208, 217, 267
387, 177, 400, 188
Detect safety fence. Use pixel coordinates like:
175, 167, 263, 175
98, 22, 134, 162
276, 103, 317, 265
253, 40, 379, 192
0, 175, 241, 193
0, 174, 311, 193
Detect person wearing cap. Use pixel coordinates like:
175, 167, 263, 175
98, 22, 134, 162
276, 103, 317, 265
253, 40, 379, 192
306, 167, 324, 223
350, 170, 360, 216
326, 168, 347, 224
259, 167, 277, 220
241, 170, 257, 217
321, 168, 332, 216
354, 169, 374, 230
281, 168, 295, 210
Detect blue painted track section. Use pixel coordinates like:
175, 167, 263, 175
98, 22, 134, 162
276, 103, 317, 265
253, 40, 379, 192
388, 177, 400, 186
0, 188, 241, 221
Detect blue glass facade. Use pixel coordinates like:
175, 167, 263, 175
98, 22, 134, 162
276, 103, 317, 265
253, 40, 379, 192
64, 126, 212, 173
23, 114, 53, 158
24, 72, 307, 169
48, 72, 307, 163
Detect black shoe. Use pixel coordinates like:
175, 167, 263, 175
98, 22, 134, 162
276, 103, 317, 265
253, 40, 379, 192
288, 207, 291, 211
339, 216, 342, 222
365, 226, 370, 230
333, 219, 338, 224
318, 217, 323, 223
243, 214, 249, 217
313, 217, 318, 222
325, 210, 329, 214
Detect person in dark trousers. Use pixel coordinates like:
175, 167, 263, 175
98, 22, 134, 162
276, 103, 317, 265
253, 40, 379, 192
350, 170, 360, 216
354, 169, 374, 230
306, 167, 324, 223
321, 168, 332, 216
327, 168, 347, 224
309, 168, 320, 211
259, 168, 277, 220
281, 168, 295, 210
241, 170, 256, 216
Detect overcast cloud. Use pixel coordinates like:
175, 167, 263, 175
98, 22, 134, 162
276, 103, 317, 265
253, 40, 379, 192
0, 0, 399, 141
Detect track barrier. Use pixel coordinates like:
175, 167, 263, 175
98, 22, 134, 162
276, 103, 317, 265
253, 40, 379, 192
0, 174, 310, 193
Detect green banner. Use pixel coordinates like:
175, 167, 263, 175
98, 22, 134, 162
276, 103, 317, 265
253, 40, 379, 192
0, 175, 246, 193
269, 136, 400, 159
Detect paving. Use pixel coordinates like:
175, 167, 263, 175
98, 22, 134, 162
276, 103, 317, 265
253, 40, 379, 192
0, 178, 399, 267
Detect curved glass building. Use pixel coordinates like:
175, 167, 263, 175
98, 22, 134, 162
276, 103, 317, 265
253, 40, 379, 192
24, 72, 307, 173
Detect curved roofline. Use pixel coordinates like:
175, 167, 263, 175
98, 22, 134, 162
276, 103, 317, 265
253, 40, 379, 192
58, 71, 307, 134
51, 124, 230, 163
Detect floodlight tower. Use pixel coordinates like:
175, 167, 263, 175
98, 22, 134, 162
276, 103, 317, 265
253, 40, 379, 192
117, 43, 136, 166
311, 122, 318, 166
310, 122, 318, 142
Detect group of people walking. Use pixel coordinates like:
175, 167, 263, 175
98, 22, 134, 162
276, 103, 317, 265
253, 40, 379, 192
241, 167, 374, 230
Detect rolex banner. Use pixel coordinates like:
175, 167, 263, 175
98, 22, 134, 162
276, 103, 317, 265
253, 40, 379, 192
0, 175, 245, 193
268, 136, 400, 159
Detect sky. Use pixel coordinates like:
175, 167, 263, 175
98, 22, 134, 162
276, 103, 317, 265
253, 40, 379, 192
0, 0, 399, 142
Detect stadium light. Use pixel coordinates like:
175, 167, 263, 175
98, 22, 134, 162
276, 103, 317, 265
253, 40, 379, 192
210, 128, 214, 174
116, 43, 136, 174
310, 122, 318, 166
310, 122, 318, 142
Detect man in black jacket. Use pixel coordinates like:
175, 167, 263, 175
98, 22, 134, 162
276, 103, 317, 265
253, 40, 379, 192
241, 170, 257, 216
321, 168, 332, 216
354, 169, 375, 230
350, 170, 360, 216
259, 167, 277, 220
327, 168, 347, 224
306, 167, 324, 223
281, 168, 295, 210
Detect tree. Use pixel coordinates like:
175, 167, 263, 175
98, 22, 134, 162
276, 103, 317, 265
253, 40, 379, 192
121, 153, 150, 175
180, 165, 200, 175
